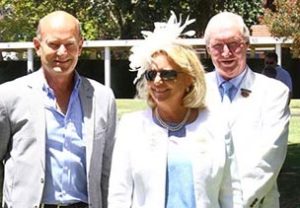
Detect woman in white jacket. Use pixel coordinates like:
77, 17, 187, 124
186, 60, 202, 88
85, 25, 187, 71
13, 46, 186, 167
108, 11, 237, 208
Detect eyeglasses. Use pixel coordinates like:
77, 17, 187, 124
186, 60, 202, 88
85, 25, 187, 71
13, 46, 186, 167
144, 69, 179, 81
210, 41, 245, 54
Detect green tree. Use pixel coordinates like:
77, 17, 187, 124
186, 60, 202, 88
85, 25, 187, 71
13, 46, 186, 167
0, 0, 99, 41
214, 0, 264, 28
263, 0, 300, 57
0, 0, 264, 41
0, 0, 218, 41
90, 0, 216, 39
91, 0, 264, 39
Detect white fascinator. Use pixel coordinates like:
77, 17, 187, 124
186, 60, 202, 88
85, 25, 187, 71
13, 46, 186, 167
129, 11, 196, 83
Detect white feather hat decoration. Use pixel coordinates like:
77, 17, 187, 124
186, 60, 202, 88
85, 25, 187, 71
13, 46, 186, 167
129, 11, 196, 83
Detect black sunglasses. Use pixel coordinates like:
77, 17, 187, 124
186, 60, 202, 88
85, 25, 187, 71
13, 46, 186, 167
144, 69, 179, 81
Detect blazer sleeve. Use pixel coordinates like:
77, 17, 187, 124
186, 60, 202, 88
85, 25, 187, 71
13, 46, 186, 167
0, 93, 11, 160
242, 84, 290, 207
0, 93, 11, 205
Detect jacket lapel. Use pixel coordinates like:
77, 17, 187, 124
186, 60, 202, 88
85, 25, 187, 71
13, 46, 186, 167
143, 109, 169, 207
79, 78, 94, 173
230, 68, 254, 127
27, 70, 47, 170
205, 71, 223, 107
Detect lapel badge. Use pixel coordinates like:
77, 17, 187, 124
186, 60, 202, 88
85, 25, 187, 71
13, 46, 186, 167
240, 88, 251, 97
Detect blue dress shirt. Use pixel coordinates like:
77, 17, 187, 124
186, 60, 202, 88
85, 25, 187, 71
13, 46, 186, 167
42, 73, 88, 205
216, 66, 248, 100
275, 66, 293, 92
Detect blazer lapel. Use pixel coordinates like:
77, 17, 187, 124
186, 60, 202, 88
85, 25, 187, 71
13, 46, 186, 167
205, 71, 223, 107
79, 78, 94, 173
143, 109, 169, 207
230, 68, 254, 126
27, 70, 47, 170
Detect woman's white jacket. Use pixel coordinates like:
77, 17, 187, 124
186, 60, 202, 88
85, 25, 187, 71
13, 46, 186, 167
108, 108, 235, 208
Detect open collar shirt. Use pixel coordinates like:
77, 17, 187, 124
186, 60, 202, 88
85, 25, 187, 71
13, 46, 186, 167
41, 72, 88, 205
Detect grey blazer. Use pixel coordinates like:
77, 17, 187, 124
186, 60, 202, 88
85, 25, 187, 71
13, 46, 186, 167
0, 70, 117, 208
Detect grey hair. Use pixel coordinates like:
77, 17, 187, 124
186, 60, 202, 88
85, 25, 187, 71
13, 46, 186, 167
204, 12, 250, 45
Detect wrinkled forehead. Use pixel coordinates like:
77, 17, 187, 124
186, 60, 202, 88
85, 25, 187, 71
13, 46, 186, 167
40, 26, 79, 42
209, 23, 244, 43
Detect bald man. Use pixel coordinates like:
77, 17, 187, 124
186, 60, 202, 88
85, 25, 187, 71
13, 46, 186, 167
0, 11, 116, 208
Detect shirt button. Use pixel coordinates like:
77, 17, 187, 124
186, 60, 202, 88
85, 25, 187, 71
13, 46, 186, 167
40, 178, 44, 183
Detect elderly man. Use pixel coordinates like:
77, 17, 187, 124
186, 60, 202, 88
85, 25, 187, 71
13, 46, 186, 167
204, 12, 290, 208
0, 11, 116, 208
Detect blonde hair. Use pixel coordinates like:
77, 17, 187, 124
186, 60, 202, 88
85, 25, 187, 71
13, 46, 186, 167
136, 43, 206, 110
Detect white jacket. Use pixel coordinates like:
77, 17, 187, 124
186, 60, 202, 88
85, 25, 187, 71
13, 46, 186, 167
108, 108, 237, 208
205, 68, 290, 208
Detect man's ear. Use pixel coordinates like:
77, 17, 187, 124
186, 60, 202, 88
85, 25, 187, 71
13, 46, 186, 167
78, 37, 84, 55
33, 37, 41, 56
206, 46, 211, 55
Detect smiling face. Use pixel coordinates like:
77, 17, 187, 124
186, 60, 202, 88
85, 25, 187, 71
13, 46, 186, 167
207, 19, 248, 80
147, 52, 193, 109
33, 11, 83, 78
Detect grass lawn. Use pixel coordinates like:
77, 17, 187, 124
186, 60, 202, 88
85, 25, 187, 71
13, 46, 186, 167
116, 99, 147, 118
116, 99, 300, 144
116, 98, 300, 207
288, 100, 300, 144
279, 99, 300, 207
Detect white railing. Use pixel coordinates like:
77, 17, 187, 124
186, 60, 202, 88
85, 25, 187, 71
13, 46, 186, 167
0, 37, 293, 88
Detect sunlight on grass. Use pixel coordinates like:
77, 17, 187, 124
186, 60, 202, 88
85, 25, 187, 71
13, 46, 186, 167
116, 99, 300, 144
290, 99, 300, 108
289, 99, 300, 144
289, 115, 300, 144
116, 99, 146, 119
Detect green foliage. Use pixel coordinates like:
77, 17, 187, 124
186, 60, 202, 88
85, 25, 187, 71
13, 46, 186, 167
0, 0, 217, 41
264, 0, 300, 58
0, 0, 265, 41
89, 0, 216, 39
0, 0, 99, 41
214, 0, 264, 27
94, 0, 264, 39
